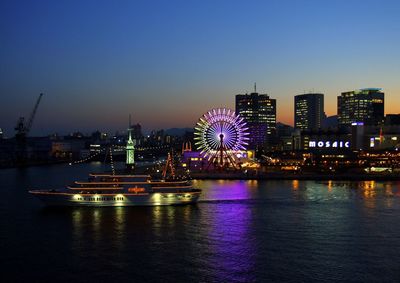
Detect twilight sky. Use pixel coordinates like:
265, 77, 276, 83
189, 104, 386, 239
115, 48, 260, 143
1, 0, 400, 136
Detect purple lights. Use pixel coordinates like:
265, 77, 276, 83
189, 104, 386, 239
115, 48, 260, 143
194, 108, 249, 159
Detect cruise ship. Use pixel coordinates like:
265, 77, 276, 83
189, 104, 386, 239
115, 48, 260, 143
30, 122, 201, 206
29, 173, 201, 206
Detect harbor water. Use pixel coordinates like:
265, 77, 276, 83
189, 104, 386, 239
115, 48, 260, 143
1, 162, 400, 282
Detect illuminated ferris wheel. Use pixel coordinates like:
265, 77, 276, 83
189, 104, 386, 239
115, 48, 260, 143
194, 108, 249, 168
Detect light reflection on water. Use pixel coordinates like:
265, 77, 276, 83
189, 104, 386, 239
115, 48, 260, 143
2, 163, 400, 282
195, 179, 399, 206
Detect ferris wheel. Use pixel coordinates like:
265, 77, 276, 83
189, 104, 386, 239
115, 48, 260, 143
194, 108, 249, 168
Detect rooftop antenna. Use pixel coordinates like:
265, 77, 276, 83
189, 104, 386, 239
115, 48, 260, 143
254, 82, 257, 93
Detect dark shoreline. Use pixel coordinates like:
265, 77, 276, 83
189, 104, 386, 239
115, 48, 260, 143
191, 172, 400, 181
2, 161, 399, 181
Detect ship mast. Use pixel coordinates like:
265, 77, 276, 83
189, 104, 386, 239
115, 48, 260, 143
162, 151, 176, 180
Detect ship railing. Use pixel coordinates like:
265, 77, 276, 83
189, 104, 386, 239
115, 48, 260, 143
67, 186, 123, 191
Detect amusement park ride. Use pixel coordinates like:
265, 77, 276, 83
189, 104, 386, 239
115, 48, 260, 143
194, 108, 249, 170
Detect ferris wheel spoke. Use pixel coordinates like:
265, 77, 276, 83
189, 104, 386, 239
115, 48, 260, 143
194, 108, 248, 167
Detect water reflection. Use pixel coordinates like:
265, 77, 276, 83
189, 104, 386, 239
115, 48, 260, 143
70, 207, 131, 254
5, 162, 400, 282
291, 180, 353, 201
327, 180, 333, 191
288, 180, 399, 208
384, 183, 394, 208
204, 202, 255, 282
292, 180, 299, 190
69, 205, 201, 255
195, 179, 258, 201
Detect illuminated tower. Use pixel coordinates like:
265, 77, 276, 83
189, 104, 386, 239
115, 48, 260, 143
126, 116, 136, 169
235, 86, 276, 150
294, 93, 324, 130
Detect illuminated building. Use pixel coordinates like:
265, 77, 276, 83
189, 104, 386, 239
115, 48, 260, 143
235, 87, 276, 150
338, 88, 384, 127
294, 93, 324, 130
51, 140, 86, 159
182, 142, 192, 154
126, 128, 135, 168
292, 129, 352, 152
181, 150, 257, 170
276, 123, 294, 151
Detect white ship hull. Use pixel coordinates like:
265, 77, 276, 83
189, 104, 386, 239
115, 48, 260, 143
30, 173, 201, 207
31, 191, 201, 207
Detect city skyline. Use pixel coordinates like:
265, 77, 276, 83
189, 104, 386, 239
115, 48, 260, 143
1, 0, 400, 135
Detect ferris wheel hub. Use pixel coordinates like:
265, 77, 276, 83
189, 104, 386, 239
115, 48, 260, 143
194, 108, 249, 170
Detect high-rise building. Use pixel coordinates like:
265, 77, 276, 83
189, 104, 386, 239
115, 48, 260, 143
294, 93, 324, 131
235, 87, 276, 150
338, 88, 384, 127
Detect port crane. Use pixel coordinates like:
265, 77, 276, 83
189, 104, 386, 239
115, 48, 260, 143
14, 93, 44, 164
15, 93, 44, 141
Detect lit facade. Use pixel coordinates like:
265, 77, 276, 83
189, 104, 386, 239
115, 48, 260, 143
338, 88, 384, 127
235, 92, 276, 150
294, 93, 324, 131
126, 129, 135, 166
181, 150, 257, 170
292, 129, 352, 152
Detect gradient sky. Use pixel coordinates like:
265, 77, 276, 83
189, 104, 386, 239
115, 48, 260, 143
1, 0, 400, 136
